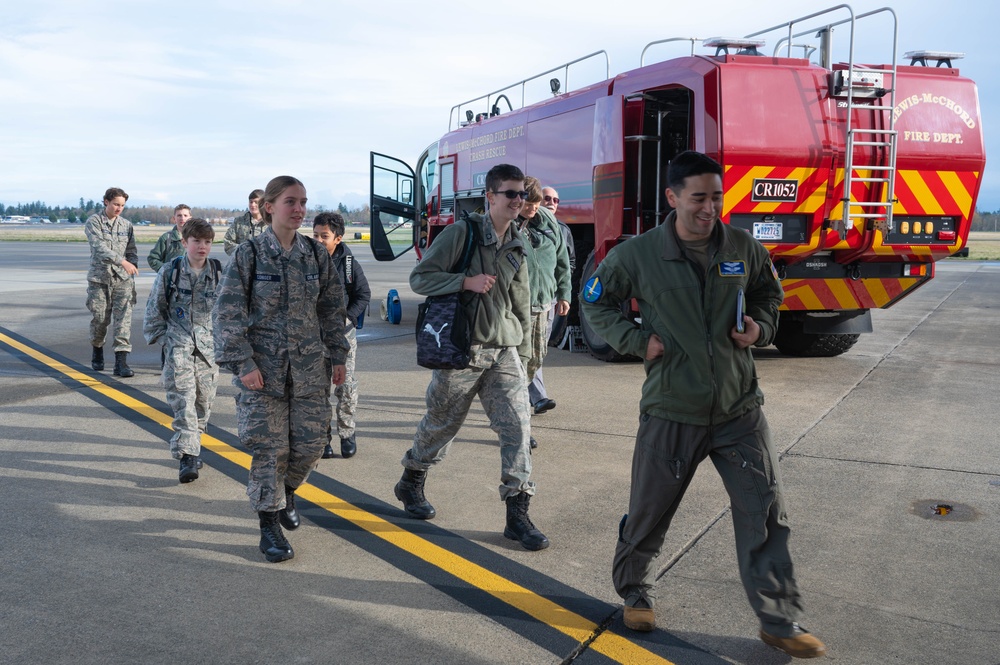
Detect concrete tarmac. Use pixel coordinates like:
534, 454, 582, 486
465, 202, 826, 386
1, 240, 998, 664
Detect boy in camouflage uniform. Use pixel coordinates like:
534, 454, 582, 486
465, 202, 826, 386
143, 218, 221, 483
147, 204, 191, 271
213, 176, 348, 564
394, 163, 549, 551
313, 212, 371, 459
85, 187, 138, 377
224, 188, 265, 256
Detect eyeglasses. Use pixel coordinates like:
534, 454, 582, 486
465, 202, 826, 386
543, 195, 560, 204
493, 189, 529, 200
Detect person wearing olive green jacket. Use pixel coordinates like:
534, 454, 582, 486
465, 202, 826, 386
394, 163, 549, 552
147, 204, 191, 271
580, 151, 825, 659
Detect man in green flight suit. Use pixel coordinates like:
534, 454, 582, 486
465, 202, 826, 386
580, 151, 826, 659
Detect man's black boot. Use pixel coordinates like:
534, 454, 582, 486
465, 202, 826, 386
258, 511, 294, 563
340, 434, 357, 458
279, 485, 300, 530
113, 351, 134, 378
178, 454, 199, 483
394, 468, 436, 519
322, 442, 336, 459
504, 492, 550, 551
91, 346, 104, 371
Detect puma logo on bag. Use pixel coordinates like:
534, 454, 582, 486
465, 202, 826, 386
423, 322, 449, 348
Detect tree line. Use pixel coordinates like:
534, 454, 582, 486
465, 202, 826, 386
1, 199, 371, 227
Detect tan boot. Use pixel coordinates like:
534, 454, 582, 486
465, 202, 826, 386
760, 626, 827, 658
622, 597, 655, 632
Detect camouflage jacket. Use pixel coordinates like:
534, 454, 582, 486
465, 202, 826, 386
147, 227, 184, 271
212, 227, 349, 396
85, 213, 138, 283
224, 211, 267, 256
143, 256, 221, 366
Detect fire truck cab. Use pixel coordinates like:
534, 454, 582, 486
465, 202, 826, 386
370, 5, 984, 359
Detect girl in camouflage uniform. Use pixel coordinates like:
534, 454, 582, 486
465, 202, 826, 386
213, 176, 349, 563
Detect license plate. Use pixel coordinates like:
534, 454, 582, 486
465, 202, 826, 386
753, 222, 783, 241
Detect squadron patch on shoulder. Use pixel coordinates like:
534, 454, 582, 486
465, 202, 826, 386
582, 276, 603, 303
175, 307, 185, 320
718, 261, 747, 276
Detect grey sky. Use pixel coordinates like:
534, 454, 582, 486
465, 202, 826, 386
1, 0, 995, 211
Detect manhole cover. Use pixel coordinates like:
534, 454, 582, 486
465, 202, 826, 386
910, 500, 978, 522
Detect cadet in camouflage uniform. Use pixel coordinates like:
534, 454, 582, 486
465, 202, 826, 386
224, 188, 266, 256
580, 152, 825, 658
143, 218, 220, 483
147, 204, 191, 271
213, 176, 348, 564
85, 187, 138, 377
394, 163, 550, 552
313, 212, 372, 459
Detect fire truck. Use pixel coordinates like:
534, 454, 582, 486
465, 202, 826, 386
369, 5, 984, 359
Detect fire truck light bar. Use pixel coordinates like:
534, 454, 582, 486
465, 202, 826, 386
904, 50, 965, 67
703, 38, 766, 56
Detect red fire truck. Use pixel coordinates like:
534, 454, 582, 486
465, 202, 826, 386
369, 5, 984, 359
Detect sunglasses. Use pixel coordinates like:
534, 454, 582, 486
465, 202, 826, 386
493, 189, 529, 200
543, 195, 560, 204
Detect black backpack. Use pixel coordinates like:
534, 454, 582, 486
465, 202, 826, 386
164, 256, 222, 301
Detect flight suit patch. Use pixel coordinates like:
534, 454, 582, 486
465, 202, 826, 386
719, 261, 747, 276
582, 276, 603, 303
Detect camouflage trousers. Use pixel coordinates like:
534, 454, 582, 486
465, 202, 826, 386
403, 345, 534, 500
86, 279, 136, 352
528, 308, 554, 405
331, 327, 358, 438
613, 408, 805, 636
236, 388, 330, 512
525, 309, 550, 382
163, 348, 218, 459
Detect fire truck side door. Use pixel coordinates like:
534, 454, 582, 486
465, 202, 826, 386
370, 151, 418, 261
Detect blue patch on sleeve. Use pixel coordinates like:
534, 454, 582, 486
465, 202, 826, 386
718, 261, 747, 276
175, 307, 185, 320
582, 276, 603, 303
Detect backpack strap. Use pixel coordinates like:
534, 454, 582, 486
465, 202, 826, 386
164, 255, 184, 301
453, 214, 479, 274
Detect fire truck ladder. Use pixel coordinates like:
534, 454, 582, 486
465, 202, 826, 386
751, 6, 900, 240
839, 11, 899, 240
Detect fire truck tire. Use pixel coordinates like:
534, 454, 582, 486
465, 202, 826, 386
772, 317, 860, 357
578, 251, 637, 362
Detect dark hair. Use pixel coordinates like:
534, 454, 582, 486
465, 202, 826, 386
666, 151, 723, 192
260, 176, 305, 224
104, 187, 129, 203
249, 188, 264, 202
522, 176, 543, 204
182, 217, 215, 241
174, 204, 191, 214
313, 212, 345, 237
485, 164, 524, 193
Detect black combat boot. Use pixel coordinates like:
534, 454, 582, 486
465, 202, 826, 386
91, 346, 104, 371
279, 485, 300, 530
178, 454, 199, 483
340, 434, 357, 458
258, 511, 294, 563
321, 442, 336, 459
393, 468, 436, 519
113, 351, 134, 378
504, 492, 550, 551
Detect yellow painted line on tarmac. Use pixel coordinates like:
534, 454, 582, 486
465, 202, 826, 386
0, 330, 674, 665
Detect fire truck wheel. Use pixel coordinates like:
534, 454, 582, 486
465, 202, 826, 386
579, 251, 639, 362
772, 317, 860, 357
